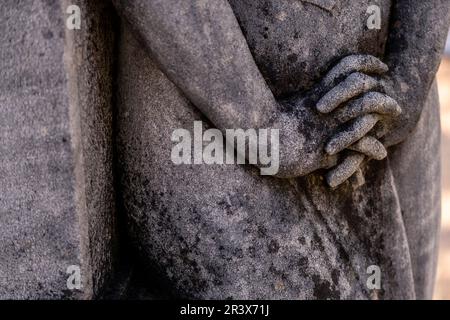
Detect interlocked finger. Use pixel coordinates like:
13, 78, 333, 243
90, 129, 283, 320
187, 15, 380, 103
325, 114, 380, 155
317, 72, 379, 113
348, 136, 387, 160
335, 92, 402, 123
321, 55, 389, 89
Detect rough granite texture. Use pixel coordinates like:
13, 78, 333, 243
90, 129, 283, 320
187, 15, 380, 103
0, 0, 116, 299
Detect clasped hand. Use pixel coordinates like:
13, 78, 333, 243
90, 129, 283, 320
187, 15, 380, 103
272, 55, 401, 188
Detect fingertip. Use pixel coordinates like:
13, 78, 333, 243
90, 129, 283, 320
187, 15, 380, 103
394, 102, 402, 116
376, 150, 387, 160
326, 175, 340, 188
371, 146, 387, 160
379, 61, 389, 73
316, 94, 333, 113
325, 140, 337, 155
316, 101, 329, 113
366, 55, 389, 73
384, 97, 402, 116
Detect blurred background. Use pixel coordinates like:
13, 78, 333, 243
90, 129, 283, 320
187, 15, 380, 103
434, 31, 450, 299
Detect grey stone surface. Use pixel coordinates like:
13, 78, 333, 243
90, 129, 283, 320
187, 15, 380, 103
112, 0, 450, 299
0, 0, 116, 298
1, 0, 449, 300
62, 0, 117, 297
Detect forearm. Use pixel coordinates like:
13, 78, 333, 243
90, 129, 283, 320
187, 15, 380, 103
112, 0, 277, 130
383, 0, 450, 146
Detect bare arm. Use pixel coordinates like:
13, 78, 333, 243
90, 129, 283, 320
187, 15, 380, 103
112, 0, 397, 181
383, 0, 450, 146
112, 0, 277, 131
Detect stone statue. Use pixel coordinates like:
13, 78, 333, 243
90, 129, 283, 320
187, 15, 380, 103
111, 0, 449, 299
0, 0, 448, 300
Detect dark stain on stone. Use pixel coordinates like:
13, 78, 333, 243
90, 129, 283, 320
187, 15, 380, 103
42, 29, 53, 39
298, 236, 306, 245
331, 269, 340, 284
298, 256, 308, 270
313, 232, 325, 252
287, 53, 298, 63
257, 225, 267, 238
268, 239, 280, 253
311, 275, 340, 299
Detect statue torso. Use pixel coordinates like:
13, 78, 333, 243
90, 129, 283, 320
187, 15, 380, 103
114, 0, 430, 299
228, 0, 392, 97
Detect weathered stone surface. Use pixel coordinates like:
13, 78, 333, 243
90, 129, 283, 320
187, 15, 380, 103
62, 0, 118, 297
1, 0, 449, 300
0, 0, 116, 298
115, 22, 410, 299
112, 0, 450, 299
